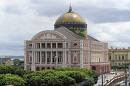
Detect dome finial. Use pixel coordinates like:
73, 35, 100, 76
68, 3, 72, 12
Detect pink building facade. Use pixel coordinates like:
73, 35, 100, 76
24, 7, 110, 74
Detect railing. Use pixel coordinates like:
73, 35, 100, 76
104, 73, 126, 86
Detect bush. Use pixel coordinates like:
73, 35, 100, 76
55, 67, 93, 76
55, 67, 98, 84
82, 77, 95, 86
0, 65, 31, 76
0, 66, 97, 86
24, 70, 76, 86
0, 74, 26, 86
61, 71, 86, 83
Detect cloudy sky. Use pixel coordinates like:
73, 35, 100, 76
0, 0, 130, 56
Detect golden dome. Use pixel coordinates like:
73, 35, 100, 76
55, 12, 86, 25
54, 6, 87, 37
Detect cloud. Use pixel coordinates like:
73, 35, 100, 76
81, 7, 130, 23
0, 0, 130, 55
0, 3, 56, 55
88, 22, 130, 47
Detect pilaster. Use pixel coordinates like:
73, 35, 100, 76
80, 40, 83, 68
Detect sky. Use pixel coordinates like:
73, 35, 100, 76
0, 0, 130, 56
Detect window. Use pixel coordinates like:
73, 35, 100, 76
58, 51, 63, 63
52, 51, 56, 63
47, 43, 51, 48
66, 43, 68, 48
36, 43, 40, 49
47, 52, 51, 64
37, 51, 40, 63
36, 67, 40, 71
109, 56, 111, 60
28, 44, 32, 48
41, 51, 45, 63
41, 43, 45, 48
58, 43, 63, 48
29, 56, 32, 64
47, 67, 50, 69
42, 67, 45, 70
122, 56, 124, 60
52, 43, 56, 48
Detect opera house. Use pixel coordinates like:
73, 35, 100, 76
24, 6, 110, 74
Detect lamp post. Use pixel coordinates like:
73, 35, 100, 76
99, 58, 104, 86
101, 72, 104, 86
125, 62, 127, 86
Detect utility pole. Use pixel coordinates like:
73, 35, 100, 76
125, 63, 127, 86
101, 66, 104, 86
101, 73, 104, 86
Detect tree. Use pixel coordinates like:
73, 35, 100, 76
0, 65, 31, 77
13, 59, 24, 68
0, 74, 26, 86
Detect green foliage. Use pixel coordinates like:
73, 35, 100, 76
0, 65, 31, 77
24, 70, 76, 86
55, 67, 98, 84
13, 59, 24, 68
69, 27, 87, 37
60, 71, 86, 83
0, 65, 97, 86
55, 67, 93, 76
83, 77, 95, 86
0, 74, 26, 86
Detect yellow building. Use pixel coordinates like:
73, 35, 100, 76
109, 47, 130, 67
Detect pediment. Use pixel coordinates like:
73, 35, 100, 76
32, 30, 67, 40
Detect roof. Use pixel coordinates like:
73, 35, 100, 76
87, 35, 100, 42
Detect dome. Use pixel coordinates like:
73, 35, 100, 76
54, 6, 87, 37
55, 12, 86, 25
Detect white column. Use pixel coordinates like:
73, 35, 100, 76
31, 43, 35, 71
80, 40, 84, 68
38, 51, 41, 64
45, 51, 47, 64
31, 51, 33, 70
35, 51, 37, 63
24, 51, 27, 70
31, 51, 36, 71
68, 51, 71, 66
40, 51, 42, 64
56, 42, 57, 48
34, 43, 36, 49
34, 51, 36, 64
51, 42, 52, 48
63, 42, 66, 67
56, 51, 58, 67
51, 51, 52, 64
45, 42, 47, 48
